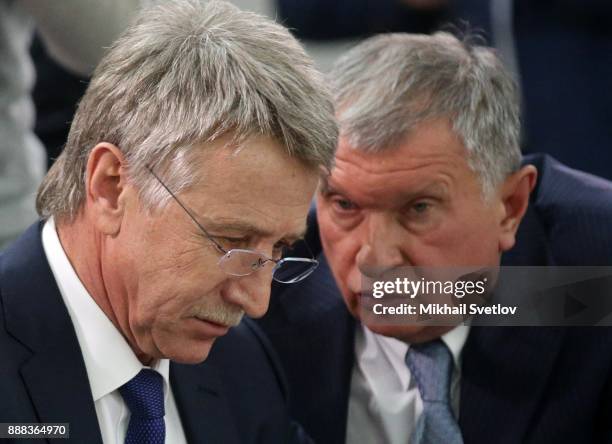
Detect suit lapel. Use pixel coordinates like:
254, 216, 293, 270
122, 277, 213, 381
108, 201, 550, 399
1, 223, 102, 444
459, 326, 566, 444
271, 254, 356, 444
19, 350, 103, 444
170, 361, 241, 444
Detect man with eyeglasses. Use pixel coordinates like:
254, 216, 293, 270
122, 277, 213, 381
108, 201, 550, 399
146, 167, 319, 285
0, 1, 336, 443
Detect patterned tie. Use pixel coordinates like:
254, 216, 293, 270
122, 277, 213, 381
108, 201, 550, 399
405, 340, 463, 444
119, 369, 166, 444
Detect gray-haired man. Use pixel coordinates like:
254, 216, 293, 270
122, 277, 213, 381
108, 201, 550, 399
259, 32, 612, 444
0, 1, 336, 443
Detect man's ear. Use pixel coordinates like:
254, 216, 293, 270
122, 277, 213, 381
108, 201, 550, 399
85, 143, 128, 236
498, 165, 538, 252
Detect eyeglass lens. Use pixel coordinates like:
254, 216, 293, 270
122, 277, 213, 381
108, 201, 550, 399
218, 250, 316, 283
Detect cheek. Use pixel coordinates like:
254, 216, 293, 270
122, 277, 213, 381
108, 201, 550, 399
464, 208, 502, 252
318, 210, 357, 277
318, 211, 364, 313
131, 248, 223, 321
432, 211, 500, 265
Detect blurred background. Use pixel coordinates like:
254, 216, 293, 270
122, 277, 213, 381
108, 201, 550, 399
3, 0, 611, 248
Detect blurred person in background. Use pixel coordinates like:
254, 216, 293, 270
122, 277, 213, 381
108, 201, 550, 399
276, 0, 450, 71
0, 0, 141, 249
275, 0, 612, 178
31, 35, 89, 170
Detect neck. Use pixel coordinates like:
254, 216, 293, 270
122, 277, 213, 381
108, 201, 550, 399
57, 216, 152, 364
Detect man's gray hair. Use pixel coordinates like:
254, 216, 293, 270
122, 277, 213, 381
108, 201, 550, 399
37, 0, 337, 222
330, 32, 521, 196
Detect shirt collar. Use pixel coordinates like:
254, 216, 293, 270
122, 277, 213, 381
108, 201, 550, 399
358, 323, 470, 392
442, 323, 470, 371
41, 217, 171, 401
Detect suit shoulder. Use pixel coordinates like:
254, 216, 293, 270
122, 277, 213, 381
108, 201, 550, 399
527, 154, 612, 264
531, 154, 612, 216
0, 264, 39, 421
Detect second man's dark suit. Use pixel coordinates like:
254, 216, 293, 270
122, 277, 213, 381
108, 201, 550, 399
258, 154, 612, 444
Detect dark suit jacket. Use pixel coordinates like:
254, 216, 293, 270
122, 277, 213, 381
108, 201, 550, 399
258, 154, 612, 444
0, 222, 310, 444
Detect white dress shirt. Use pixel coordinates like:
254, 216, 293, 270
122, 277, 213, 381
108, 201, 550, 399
42, 218, 187, 444
346, 323, 470, 444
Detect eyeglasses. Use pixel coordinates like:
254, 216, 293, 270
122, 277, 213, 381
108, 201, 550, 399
146, 167, 319, 284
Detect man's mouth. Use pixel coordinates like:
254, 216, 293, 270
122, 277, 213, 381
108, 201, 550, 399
195, 315, 230, 327
191, 316, 232, 336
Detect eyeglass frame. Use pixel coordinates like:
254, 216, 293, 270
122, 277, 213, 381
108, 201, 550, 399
145, 166, 319, 283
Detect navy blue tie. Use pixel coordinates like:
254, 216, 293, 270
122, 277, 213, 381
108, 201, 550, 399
405, 340, 463, 444
119, 369, 166, 444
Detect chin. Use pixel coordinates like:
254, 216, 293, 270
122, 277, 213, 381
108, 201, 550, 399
159, 338, 217, 364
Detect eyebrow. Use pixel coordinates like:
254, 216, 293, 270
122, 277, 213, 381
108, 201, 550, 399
399, 181, 450, 200
319, 180, 450, 204
319, 176, 330, 193
318, 180, 337, 196
199, 217, 307, 241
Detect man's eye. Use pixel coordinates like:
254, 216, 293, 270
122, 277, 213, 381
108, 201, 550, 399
412, 202, 430, 214
332, 197, 357, 212
219, 236, 248, 247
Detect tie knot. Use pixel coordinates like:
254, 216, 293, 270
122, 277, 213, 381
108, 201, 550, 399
405, 339, 453, 403
119, 369, 165, 419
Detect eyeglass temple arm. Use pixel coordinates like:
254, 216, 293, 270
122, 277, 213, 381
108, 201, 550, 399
145, 166, 227, 253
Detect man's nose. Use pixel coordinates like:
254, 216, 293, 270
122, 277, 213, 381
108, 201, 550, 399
222, 266, 273, 318
356, 212, 407, 278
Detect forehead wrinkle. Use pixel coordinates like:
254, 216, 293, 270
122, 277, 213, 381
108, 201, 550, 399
333, 149, 460, 176
332, 153, 457, 189
394, 177, 452, 204
181, 184, 311, 228
325, 153, 458, 211
330, 177, 454, 209
201, 217, 274, 237
198, 213, 308, 241
334, 120, 469, 179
